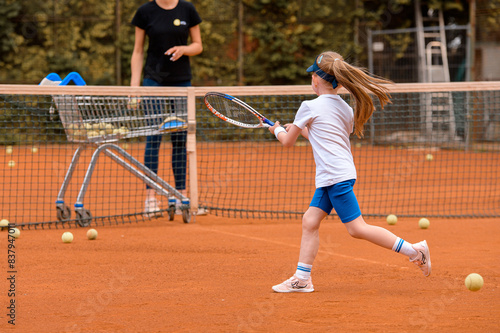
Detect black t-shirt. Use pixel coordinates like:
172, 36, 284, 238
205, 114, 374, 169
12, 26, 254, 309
132, 0, 202, 84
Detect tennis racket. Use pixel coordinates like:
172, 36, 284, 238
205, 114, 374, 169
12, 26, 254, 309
204, 92, 275, 128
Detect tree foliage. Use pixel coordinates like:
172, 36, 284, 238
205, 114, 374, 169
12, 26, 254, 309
0, 0, 474, 86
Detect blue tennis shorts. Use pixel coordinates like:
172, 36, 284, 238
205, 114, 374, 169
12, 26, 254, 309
310, 179, 361, 223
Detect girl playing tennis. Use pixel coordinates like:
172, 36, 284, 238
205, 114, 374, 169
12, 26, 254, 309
269, 51, 431, 293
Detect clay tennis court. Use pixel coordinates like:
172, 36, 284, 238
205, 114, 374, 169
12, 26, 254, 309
2, 215, 499, 332
1, 142, 499, 332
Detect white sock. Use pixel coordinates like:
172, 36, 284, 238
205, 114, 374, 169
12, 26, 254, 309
392, 238, 418, 259
295, 262, 312, 280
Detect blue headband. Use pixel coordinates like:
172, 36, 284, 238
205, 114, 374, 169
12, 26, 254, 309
306, 54, 338, 89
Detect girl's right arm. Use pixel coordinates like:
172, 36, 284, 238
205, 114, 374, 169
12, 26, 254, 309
130, 27, 146, 87
269, 122, 303, 148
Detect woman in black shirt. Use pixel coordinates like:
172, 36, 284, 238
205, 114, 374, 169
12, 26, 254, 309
131, 0, 203, 217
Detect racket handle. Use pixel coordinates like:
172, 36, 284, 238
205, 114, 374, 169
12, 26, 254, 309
263, 118, 275, 126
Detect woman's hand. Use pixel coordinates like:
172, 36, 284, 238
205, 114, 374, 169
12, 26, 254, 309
165, 46, 185, 62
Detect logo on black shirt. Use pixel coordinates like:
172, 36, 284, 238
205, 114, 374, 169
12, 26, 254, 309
173, 19, 187, 26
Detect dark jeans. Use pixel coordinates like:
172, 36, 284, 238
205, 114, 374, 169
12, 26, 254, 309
143, 78, 190, 190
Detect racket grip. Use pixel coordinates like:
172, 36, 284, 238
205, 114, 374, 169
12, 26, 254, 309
263, 118, 275, 126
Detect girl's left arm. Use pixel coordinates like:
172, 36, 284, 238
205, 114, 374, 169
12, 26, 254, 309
166, 25, 203, 61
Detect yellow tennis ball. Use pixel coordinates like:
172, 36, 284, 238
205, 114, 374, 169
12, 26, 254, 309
87, 130, 100, 138
87, 229, 98, 240
128, 98, 140, 109
6, 146, 13, 154
386, 214, 397, 225
9, 228, 20, 239
465, 273, 484, 291
105, 123, 115, 135
8, 160, 15, 168
0, 219, 10, 231
418, 218, 430, 229
426, 153, 434, 161
31, 146, 38, 154
62, 232, 73, 243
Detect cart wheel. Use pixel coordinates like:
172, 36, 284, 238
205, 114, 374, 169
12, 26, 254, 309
56, 205, 71, 221
168, 204, 176, 221
76, 209, 92, 227
182, 209, 191, 224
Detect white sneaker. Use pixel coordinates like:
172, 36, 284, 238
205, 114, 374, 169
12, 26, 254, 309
144, 198, 163, 218
410, 240, 431, 276
272, 275, 314, 293
195, 207, 209, 216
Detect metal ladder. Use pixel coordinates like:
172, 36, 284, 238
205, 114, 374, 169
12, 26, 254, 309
415, 0, 458, 141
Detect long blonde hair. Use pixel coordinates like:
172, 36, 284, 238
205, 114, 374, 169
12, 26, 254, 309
315, 51, 392, 138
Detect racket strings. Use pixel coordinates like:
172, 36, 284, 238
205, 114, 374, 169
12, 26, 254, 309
208, 96, 261, 125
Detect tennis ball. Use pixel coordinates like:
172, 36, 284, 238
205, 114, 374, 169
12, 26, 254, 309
119, 127, 130, 135
87, 130, 100, 138
87, 229, 98, 240
386, 214, 398, 225
8, 160, 15, 168
6, 146, 13, 154
62, 231, 73, 243
105, 123, 114, 135
418, 218, 430, 229
355, 143, 362, 148
0, 219, 10, 231
31, 146, 38, 154
465, 273, 484, 291
9, 228, 20, 239
128, 98, 140, 109
426, 153, 434, 161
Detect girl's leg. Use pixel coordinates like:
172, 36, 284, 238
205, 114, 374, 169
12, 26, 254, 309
343, 215, 397, 249
298, 206, 328, 264
344, 215, 431, 276
272, 207, 326, 293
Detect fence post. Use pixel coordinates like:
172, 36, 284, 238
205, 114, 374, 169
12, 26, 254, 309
187, 87, 198, 215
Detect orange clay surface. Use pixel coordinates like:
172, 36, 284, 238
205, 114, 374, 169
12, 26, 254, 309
1, 215, 499, 333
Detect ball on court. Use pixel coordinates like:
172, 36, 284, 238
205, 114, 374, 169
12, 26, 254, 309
31, 146, 38, 154
9, 228, 20, 239
8, 160, 15, 168
418, 218, 430, 229
386, 214, 398, 225
62, 232, 73, 243
6, 146, 13, 154
425, 153, 434, 161
0, 219, 10, 231
87, 229, 98, 240
465, 273, 484, 291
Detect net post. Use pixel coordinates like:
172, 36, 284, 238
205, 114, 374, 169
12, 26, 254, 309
187, 87, 199, 214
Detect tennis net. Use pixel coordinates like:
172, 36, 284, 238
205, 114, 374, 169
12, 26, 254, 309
0, 82, 499, 228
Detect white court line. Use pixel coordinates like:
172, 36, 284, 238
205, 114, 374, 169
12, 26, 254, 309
201, 226, 407, 270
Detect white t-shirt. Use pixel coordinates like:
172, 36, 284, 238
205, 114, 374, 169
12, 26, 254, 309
293, 94, 357, 188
